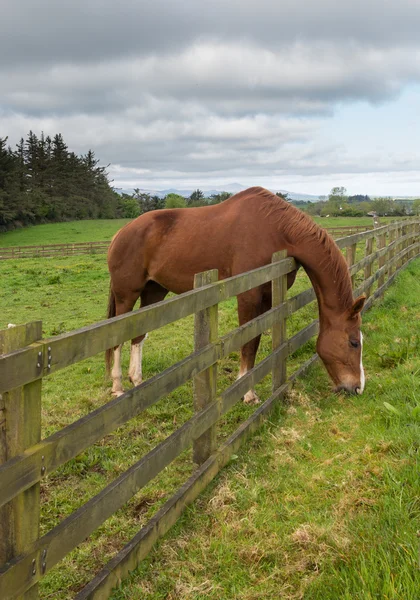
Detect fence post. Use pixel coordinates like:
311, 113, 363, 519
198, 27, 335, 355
364, 236, 374, 298
271, 251, 288, 392
405, 223, 411, 261
0, 321, 42, 600
193, 270, 219, 465
377, 231, 387, 288
398, 223, 405, 269
388, 227, 396, 278
409, 222, 416, 259
346, 243, 357, 289
416, 220, 420, 257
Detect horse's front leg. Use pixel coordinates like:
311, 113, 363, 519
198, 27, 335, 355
237, 288, 268, 404
238, 336, 262, 404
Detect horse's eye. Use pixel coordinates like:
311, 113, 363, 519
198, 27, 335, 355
349, 339, 360, 349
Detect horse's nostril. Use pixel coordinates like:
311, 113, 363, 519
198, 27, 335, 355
335, 384, 361, 395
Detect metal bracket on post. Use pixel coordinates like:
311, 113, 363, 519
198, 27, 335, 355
36, 349, 43, 373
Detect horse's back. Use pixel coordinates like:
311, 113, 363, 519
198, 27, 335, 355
108, 187, 282, 294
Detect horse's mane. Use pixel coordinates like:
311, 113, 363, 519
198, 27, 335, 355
239, 187, 353, 308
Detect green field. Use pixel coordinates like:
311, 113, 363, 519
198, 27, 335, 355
0, 219, 131, 247
313, 216, 396, 228
0, 215, 400, 248
0, 227, 418, 599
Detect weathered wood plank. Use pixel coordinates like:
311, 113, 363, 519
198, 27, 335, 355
220, 323, 317, 417
0, 401, 219, 599
0, 343, 219, 509
272, 251, 287, 391
351, 229, 417, 278
74, 241, 420, 600
287, 287, 316, 314
363, 251, 420, 313
0, 257, 297, 394
346, 243, 357, 288
363, 237, 374, 298
0, 323, 42, 355
349, 235, 405, 278
288, 321, 319, 354
193, 270, 219, 465
387, 228, 396, 278
335, 219, 417, 250
0, 318, 322, 599
377, 232, 387, 288
356, 242, 420, 298
0, 284, 315, 509
74, 353, 320, 600
0, 322, 42, 600
0, 241, 109, 261
1, 230, 417, 511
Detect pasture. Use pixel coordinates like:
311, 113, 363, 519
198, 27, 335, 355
0, 215, 398, 248
0, 220, 418, 600
116, 261, 420, 600
0, 219, 131, 247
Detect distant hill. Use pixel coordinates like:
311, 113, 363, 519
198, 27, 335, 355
116, 183, 321, 202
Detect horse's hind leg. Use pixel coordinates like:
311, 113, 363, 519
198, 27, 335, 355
128, 336, 147, 388
111, 291, 141, 396
128, 281, 168, 387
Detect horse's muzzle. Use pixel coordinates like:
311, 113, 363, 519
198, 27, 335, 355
335, 384, 363, 395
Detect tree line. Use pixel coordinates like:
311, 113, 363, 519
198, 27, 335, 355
299, 187, 419, 217
2, 131, 418, 232
117, 188, 234, 218
0, 131, 119, 231
0, 132, 238, 230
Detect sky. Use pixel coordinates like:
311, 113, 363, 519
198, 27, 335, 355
1, 0, 420, 197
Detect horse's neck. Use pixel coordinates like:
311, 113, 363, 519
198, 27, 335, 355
283, 229, 353, 325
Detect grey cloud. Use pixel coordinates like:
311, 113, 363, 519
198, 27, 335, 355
2, 1, 420, 190
3, 42, 420, 119
3, 0, 420, 68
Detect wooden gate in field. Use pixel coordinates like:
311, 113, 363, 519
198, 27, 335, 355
0, 219, 419, 599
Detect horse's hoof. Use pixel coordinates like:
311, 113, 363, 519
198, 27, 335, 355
243, 391, 260, 405
112, 389, 124, 397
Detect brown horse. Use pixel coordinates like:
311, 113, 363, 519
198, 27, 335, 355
106, 187, 366, 400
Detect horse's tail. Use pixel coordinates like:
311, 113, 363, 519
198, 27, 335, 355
105, 284, 116, 374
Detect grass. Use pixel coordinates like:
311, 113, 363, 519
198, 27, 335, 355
0, 219, 131, 247
313, 216, 397, 228
0, 216, 401, 247
113, 261, 420, 600
0, 232, 418, 598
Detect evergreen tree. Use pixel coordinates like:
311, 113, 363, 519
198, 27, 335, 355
0, 137, 17, 225
0, 130, 118, 230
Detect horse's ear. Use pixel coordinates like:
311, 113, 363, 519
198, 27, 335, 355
348, 295, 366, 319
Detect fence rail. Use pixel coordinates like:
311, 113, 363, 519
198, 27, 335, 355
0, 218, 419, 599
0, 241, 109, 260
0, 224, 397, 260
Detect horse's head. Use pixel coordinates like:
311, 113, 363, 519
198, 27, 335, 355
316, 295, 366, 395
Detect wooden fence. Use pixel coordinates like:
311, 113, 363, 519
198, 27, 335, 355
0, 241, 109, 260
0, 225, 382, 261
0, 219, 419, 599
